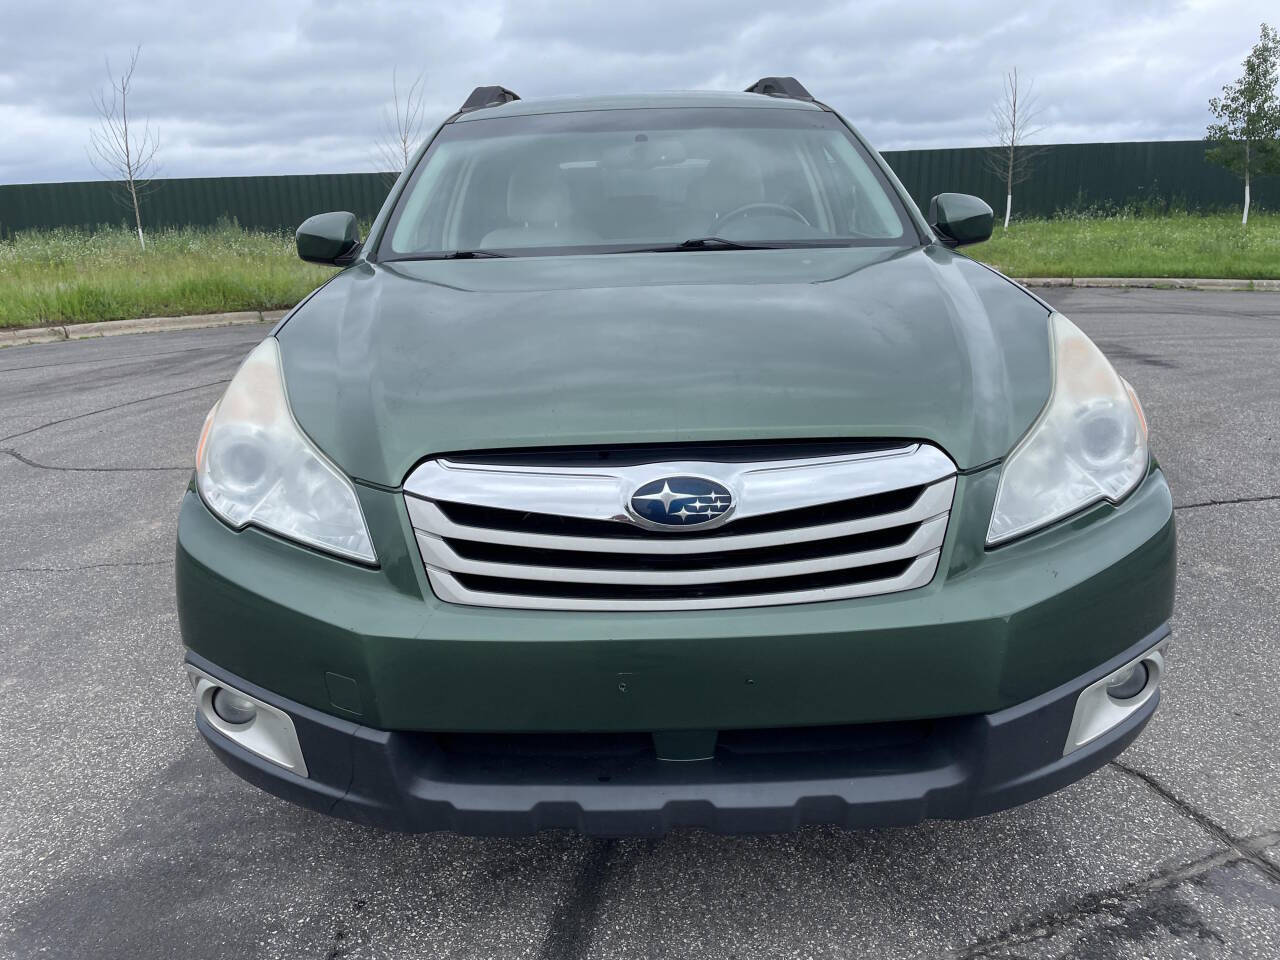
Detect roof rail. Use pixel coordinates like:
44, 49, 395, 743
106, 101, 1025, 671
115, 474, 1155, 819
460, 85, 520, 112
744, 76, 814, 102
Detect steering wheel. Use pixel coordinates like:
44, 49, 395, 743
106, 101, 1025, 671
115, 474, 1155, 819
715, 202, 812, 229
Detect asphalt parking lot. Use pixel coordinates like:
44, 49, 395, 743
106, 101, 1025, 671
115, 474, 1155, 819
2, 286, 1278, 959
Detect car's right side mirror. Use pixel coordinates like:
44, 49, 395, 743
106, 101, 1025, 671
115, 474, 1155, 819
296, 211, 361, 265
928, 193, 994, 247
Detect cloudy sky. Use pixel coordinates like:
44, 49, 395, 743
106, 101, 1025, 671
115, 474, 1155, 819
0, 0, 1273, 184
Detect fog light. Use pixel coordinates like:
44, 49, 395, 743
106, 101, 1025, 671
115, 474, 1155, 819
212, 688, 258, 725
186, 666, 308, 776
1064, 644, 1166, 754
1106, 662, 1149, 700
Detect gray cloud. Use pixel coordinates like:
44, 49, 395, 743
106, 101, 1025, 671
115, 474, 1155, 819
0, 0, 1273, 183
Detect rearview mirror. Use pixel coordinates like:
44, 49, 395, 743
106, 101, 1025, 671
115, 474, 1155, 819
928, 194, 993, 247
296, 211, 360, 265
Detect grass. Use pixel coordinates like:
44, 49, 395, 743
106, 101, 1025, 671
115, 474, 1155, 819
968, 211, 1280, 279
2, 212, 1279, 329
0, 223, 336, 329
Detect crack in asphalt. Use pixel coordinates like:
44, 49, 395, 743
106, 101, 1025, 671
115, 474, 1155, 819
1111, 760, 1280, 885
0, 378, 229, 445
1, 447, 189, 473
534, 839, 618, 960
1173, 493, 1280, 512
1, 558, 172, 574
949, 830, 1280, 958
951, 759, 1280, 958
0, 340, 257, 374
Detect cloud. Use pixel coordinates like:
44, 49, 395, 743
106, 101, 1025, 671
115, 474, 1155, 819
0, 0, 1273, 183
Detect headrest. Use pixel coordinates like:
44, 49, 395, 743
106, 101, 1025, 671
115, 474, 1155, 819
687, 154, 765, 215
507, 165, 572, 225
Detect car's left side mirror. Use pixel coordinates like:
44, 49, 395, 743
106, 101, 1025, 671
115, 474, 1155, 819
296, 211, 361, 265
928, 193, 993, 247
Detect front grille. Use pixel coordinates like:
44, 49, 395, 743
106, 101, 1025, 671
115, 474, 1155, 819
433, 484, 926, 540
403, 442, 957, 611
444, 522, 916, 570
452, 559, 916, 602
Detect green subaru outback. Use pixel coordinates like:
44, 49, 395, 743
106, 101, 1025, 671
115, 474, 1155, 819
177, 78, 1174, 835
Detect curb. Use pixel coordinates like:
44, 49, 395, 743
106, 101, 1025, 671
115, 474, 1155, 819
1018, 277, 1280, 291
0, 309, 286, 348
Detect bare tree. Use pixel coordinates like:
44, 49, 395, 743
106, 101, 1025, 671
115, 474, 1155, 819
985, 68, 1045, 230
88, 45, 159, 249
375, 69, 427, 181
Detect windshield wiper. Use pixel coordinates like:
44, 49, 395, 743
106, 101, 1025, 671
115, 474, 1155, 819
384, 249, 509, 261
610, 237, 805, 254
677, 237, 779, 250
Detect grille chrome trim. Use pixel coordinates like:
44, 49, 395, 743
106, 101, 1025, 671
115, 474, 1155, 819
403, 443, 952, 522
424, 550, 943, 611
404, 443, 957, 611
416, 514, 947, 586
404, 477, 955, 554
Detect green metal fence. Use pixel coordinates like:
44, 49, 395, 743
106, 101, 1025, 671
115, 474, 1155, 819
0, 140, 1274, 237
881, 140, 1276, 218
0, 172, 394, 237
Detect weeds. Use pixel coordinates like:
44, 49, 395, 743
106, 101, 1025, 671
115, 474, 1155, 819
0, 222, 335, 328
971, 211, 1280, 278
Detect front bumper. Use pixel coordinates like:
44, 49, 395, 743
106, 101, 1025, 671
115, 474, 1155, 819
177, 461, 1176, 834
176, 466, 1176, 733
187, 624, 1168, 836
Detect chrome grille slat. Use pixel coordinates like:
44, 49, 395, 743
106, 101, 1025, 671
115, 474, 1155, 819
403, 478, 955, 554
403, 444, 953, 521
415, 514, 947, 586
403, 444, 957, 611
423, 551, 943, 612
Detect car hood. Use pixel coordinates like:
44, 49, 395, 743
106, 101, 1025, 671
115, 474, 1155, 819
278, 245, 1052, 487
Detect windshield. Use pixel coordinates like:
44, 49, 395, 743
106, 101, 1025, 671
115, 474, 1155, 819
379, 107, 916, 259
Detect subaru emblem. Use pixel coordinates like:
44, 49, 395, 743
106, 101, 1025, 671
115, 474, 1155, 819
628, 476, 734, 530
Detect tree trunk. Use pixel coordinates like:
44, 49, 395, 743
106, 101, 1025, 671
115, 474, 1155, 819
1005, 145, 1014, 230
129, 180, 145, 250
1242, 143, 1251, 228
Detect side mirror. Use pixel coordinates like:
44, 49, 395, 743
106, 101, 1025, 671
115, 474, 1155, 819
928, 193, 993, 247
296, 211, 361, 265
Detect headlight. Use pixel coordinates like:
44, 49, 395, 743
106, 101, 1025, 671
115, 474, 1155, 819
987, 312, 1148, 545
196, 338, 376, 564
